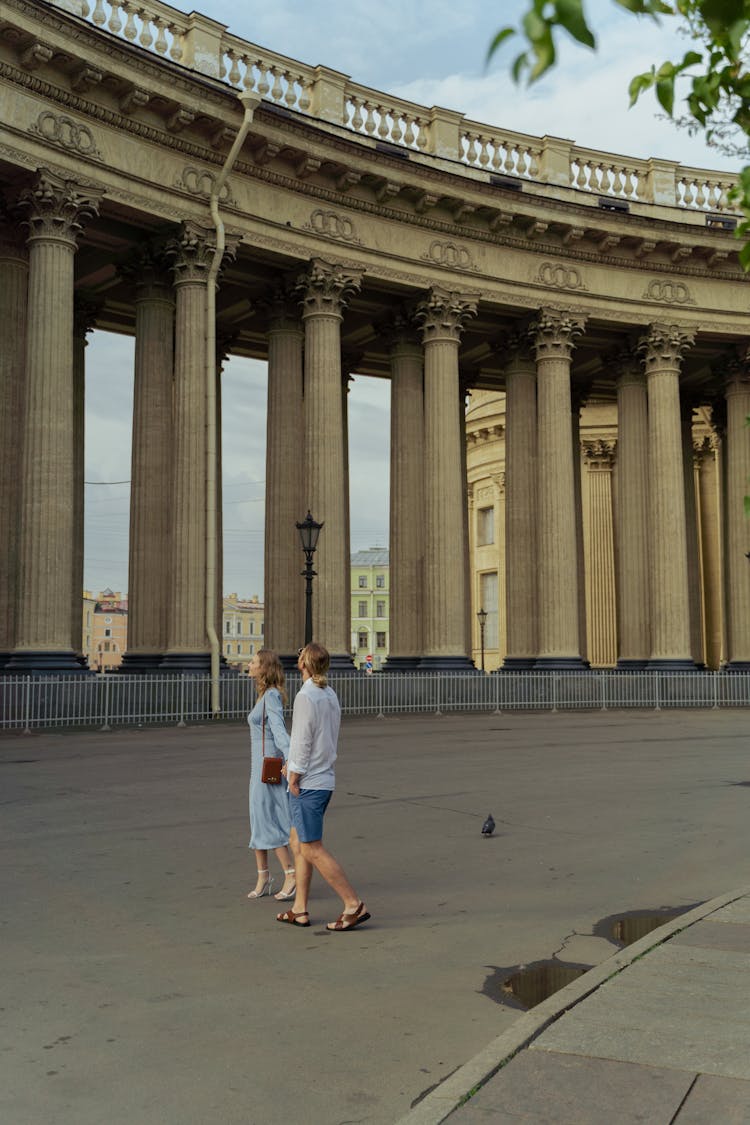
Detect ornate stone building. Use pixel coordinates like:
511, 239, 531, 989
0, 0, 748, 674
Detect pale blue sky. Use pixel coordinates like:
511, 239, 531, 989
83, 1, 741, 597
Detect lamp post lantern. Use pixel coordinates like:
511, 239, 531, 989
476, 607, 488, 672
296, 510, 324, 646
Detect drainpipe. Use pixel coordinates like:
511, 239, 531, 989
207, 90, 261, 714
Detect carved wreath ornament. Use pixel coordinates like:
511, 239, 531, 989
304, 209, 362, 244
30, 111, 102, 160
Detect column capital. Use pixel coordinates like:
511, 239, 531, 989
382, 308, 421, 354
73, 292, 100, 339
19, 168, 102, 245
260, 282, 300, 332
167, 220, 239, 286
296, 257, 362, 319
0, 192, 28, 260
497, 319, 535, 367
582, 439, 617, 470
530, 307, 585, 360
121, 240, 173, 294
415, 286, 478, 344
609, 339, 644, 386
215, 328, 238, 373
724, 343, 750, 393
638, 322, 695, 372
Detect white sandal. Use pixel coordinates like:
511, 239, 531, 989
247, 870, 274, 899
274, 867, 297, 901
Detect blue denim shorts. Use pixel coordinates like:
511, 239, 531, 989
289, 788, 332, 843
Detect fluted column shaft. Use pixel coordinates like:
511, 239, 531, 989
583, 443, 617, 666
641, 323, 694, 667
385, 330, 424, 667
122, 260, 174, 669
724, 355, 750, 667
572, 394, 587, 664
264, 297, 304, 661
696, 439, 723, 668
10, 172, 100, 672
297, 259, 361, 664
682, 405, 704, 664
72, 299, 97, 660
532, 308, 585, 668
0, 220, 28, 666
503, 344, 537, 668
417, 288, 477, 668
162, 223, 228, 669
616, 364, 650, 665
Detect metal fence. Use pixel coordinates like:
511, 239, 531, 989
2, 670, 750, 732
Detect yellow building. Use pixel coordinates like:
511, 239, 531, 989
83, 588, 128, 672
222, 594, 265, 670
350, 549, 390, 669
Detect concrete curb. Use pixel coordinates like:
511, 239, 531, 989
396, 884, 750, 1125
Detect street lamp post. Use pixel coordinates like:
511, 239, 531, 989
476, 607, 488, 672
296, 511, 324, 646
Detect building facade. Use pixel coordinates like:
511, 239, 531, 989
1, 0, 749, 676
222, 594, 265, 670
351, 548, 390, 669
83, 588, 128, 672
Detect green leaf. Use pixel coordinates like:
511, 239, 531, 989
554, 0, 597, 47
656, 76, 676, 114
628, 70, 656, 105
486, 27, 517, 65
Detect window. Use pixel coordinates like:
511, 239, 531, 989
104, 628, 111, 638
358, 601, 367, 617
225, 621, 231, 635
477, 506, 495, 546
479, 572, 499, 649
358, 575, 367, 588
86, 611, 91, 626
250, 620, 255, 632
237, 620, 242, 635
376, 575, 385, 588
103, 641, 110, 652
261, 623, 264, 634
249, 644, 255, 655
376, 631, 386, 648
237, 643, 242, 654
358, 630, 368, 648
376, 601, 385, 618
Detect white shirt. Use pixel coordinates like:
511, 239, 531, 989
287, 679, 340, 790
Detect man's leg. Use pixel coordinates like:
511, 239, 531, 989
300, 839, 359, 912
290, 827, 313, 917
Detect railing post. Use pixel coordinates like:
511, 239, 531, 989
600, 671, 607, 711
539, 135, 573, 187
23, 675, 32, 735
310, 66, 349, 125
435, 673, 442, 716
551, 673, 558, 713
100, 671, 111, 731
712, 670, 719, 709
182, 12, 228, 79
177, 673, 186, 727
643, 158, 678, 205
426, 106, 464, 160
654, 671, 661, 712
377, 671, 384, 720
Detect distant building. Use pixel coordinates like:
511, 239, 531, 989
84, 588, 128, 672
223, 594, 265, 670
350, 548, 389, 669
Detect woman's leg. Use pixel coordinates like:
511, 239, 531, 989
248, 848, 270, 897
273, 844, 296, 897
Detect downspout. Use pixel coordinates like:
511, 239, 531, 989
207, 90, 261, 714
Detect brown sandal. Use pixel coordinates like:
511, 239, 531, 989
276, 909, 310, 927
326, 902, 371, 932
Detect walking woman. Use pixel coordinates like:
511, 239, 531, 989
246, 649, 296, 901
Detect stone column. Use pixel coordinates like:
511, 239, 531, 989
9, 171, 101, 673
493, 471, 507, 663
264, 288, 304, 663
72, 296, 98, 663
571, 388, 588, 665
161, 222, 235, 671
681, 403, 704, 665
695, 434, 723, 669
296, 258, 362, 667
502, 332, 537, 669
582, 441, 617, 666
383, 318, 424, 669
615, 358, 650, 666
0, 208, 28, 668
119, 250, 175, 671
531, 308, 586, 669
639, 323, 695, 668
415, 287, 477, 669
724, 349, 750, 669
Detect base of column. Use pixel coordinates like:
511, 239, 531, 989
533, 657, 590, 671
382, 655, 422, 672
500, 657, 537, 671
417, 655, 477, 672
616, 659, 649, 670
5, 650, 93, 674
119, 652, 168, 673
160, 651, 212, 673
646, 658, 697, 671
0, 650, 12, 671
723, 661, 750, 672
327, 653, 356, 672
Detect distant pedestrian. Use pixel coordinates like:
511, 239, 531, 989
246, 650, 296, 901
276, 642, 370, 931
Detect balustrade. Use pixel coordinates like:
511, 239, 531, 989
49, 0, 741, 214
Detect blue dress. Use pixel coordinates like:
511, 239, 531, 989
247, 688, 292, 850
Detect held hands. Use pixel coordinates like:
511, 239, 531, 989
287, 769, 302, 797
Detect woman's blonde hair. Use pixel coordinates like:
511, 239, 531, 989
255, 648, 287, 704
299, 642, 330, 688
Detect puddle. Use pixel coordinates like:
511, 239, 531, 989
484, 960, 592, 1011
595, 905, 701, 947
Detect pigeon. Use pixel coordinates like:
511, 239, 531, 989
481, 813, 495, 837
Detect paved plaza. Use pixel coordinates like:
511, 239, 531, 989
2, 708, 750, 1124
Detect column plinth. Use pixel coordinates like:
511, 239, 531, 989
416, 287, 477, 671
640, 323, 695, 669
8, 171, 101, 674
296, 259, 361, 667
531, 308, 587, 670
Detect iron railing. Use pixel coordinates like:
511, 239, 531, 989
1, 670, 749, 732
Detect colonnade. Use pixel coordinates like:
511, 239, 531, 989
2, 168, 750, 674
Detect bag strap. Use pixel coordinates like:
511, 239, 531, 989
261, 697, 266, 754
